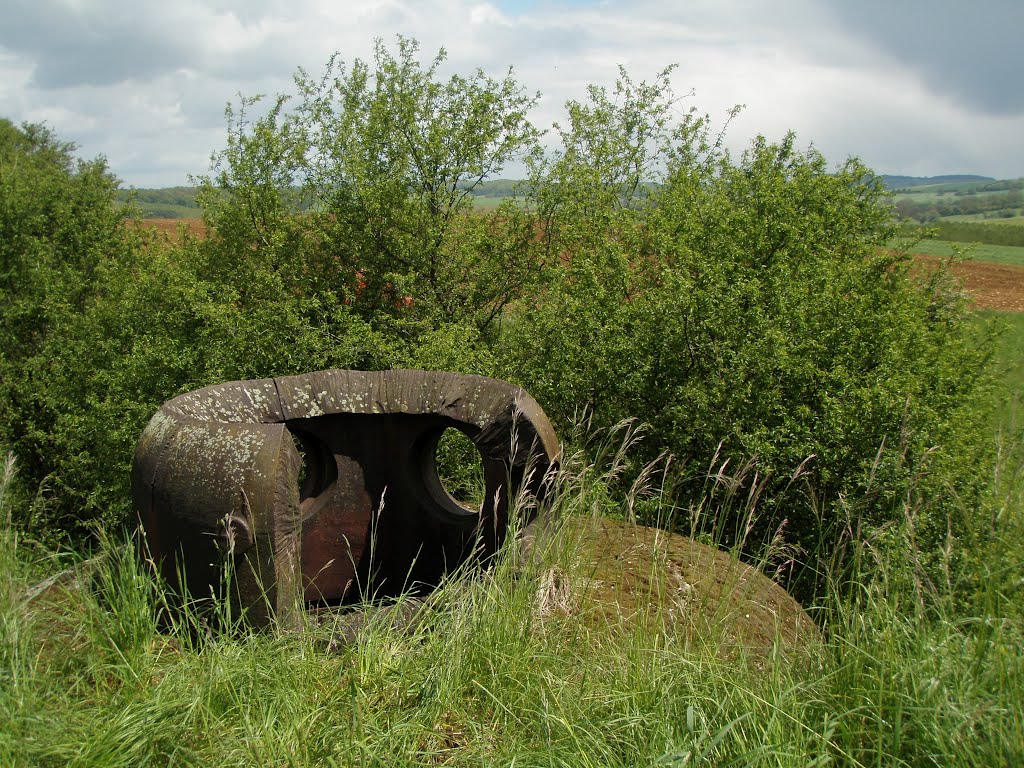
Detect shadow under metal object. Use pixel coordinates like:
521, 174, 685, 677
132, 369, 560, 627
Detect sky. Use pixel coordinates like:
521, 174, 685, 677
1, 0, 1021, 188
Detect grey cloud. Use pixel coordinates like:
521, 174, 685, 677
0, 0, 298, 89
0, 1, 195, 87
3, 0, 1022, 185
819, 0, 1024, 115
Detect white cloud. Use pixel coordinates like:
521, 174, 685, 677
0, 0, 1021, 186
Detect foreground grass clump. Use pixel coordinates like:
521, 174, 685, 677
2, 442, 1022, 768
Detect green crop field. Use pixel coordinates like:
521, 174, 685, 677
893, 189, 971, 204
469, 194, 510, 210
889, 176, 1024, 224
942, 212, 1024, 223
907, 238, 1024, 267
131, 201, 202, 219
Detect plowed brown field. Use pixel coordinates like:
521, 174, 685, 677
133, 219, 1024, 313
915, 255, 1024, 312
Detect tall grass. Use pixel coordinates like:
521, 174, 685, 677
1, 432, 1022, 767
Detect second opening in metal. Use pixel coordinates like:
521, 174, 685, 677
434, 427, 486, 511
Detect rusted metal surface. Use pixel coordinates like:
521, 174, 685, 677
132, 370, 560, 627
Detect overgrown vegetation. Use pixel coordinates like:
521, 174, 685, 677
1, 36, 1022, 764
1, 426, 1022, 766
0, 39, 1005, 594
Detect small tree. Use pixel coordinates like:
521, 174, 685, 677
199, 36, 543, 332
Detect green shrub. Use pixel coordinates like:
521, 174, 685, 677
0, 118, 141, 536
500, 74, 997, 598
196, 36, 543, 335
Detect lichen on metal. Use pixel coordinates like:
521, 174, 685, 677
132, 369, 560, 627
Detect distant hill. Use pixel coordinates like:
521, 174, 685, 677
115, 186, 201, 219
881, 174, 994, 190
116, 181, 531, 218
887, 175, 1024, 224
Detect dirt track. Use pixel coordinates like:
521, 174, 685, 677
134, 219, 1024, 313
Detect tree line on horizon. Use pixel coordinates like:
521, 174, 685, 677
119, 176, 1024, 219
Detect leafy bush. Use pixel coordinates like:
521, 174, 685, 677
499, 73, 997, 598
0, 119, 144, 535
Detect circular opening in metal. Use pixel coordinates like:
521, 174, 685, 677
416, 425, 487, 525
435, 427, 486, 512
290, 429, 337, 507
